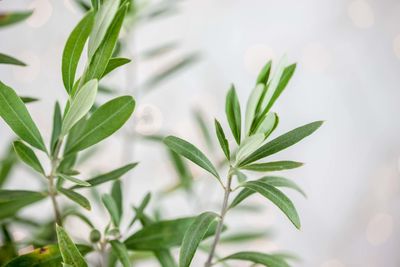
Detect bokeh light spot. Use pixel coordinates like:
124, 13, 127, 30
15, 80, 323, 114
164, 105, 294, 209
27, 0, 53, 28
347, 0, 375, 29
366, 213, 393, 246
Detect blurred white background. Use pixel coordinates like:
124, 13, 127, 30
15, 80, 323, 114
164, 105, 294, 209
1, 0, 400, 266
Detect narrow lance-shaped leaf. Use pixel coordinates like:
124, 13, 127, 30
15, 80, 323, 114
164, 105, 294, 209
3, 244, 92, 267
219, 251, 289, 267
62, 10, 94, 93
225, 85, 241, 144
102, 194, 120, 226
256, 60, 272, 85
0, 144, 17, 187
71, 163, 138, 189
56, 225, 88, 267
239, 121, 323, 167
193, 109, 213, 149
142, 53, 200, 91
88, 0, 121, 58
111, 180, 123, 217
168, 150, 193, 190
214, 119, 230, 160
230, 177, 306, 210
20, 96, 38, 103
245, 84, 264, 135
50, 102, 62, 155
0, 190, 45, 219
240, 180, 300, 228
110, 240, 130, 267
179, 212, 219, 267
0, 81, 46, 152
255, 64, 296, 127
13, 141, 44, 174
0, 11, 33, 27
59, 188, 91, 210
101, 57, 131, 78
65, 96, 135, 154
260, 56, 288, 112
140, 41, 178, 60
242, 161, 303, 172
82, 3, 128, 85
61, 79, 98, 136
164, 136, 220, 181
124, 217, 218, 251
58, 174, 91, 187
0, 53, 26, 66
255, 112, 278, 137
235, 134, 264, 165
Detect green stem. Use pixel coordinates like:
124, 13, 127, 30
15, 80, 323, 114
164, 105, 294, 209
47, 138, 63, 226
204, 169, 233, 267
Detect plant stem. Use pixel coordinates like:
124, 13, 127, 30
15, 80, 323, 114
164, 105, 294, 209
204, 169, 233, 267
47, 139, 63, 226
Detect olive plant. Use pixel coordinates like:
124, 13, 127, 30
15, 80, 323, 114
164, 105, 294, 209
1, 1, 137, 266
0, 1, 323, 266
163, 59, 323, 266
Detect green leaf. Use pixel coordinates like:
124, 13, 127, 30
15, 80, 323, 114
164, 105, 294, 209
62, 10, 94, 93
235, 134, 264, 165
255, 112, 278, 137
220, 251, 289, 267
220, 230, 270, 243
164, 136, 220, 180
111, 180, 123, 217
58, 174, 91, 187
225, 85, 241, 144
242, 161, 303, 172
0, 53, 26, 66
179, 212, 219, 267
125, 217, 217, 251
72, 163, 138, 189
56, 225, 88, 267
245, 84, 264, 135
193, 109, 213, 149
59, 188, 91, 210
260, 176, 306, 197
61, 79, 98, 136
65, 96, 135, 154
110, 240, 130, 267
4, 244, 91, 267
230, 177, 306, 210
128, 192, 151, 228
256, 60, 272, 85
239, 121, 323, 167
167, 150, 193, 190
82, 3, 128, 84
214, 119, 230, 160
102, 194, 120, 226
20, 96, 38, 103
256, 63, 296, 126
0, 144, 17, 187
0, 190, 45, 219
239, 180, 300, 228
13, 140, 44, 174
0, 81, 46, 151
0, 11, 33, 27
50, 102, 62, 155
101, 57, 131, 78
142, 53, 200, 91
88, 0, 121, 59
140, 42, 178, 60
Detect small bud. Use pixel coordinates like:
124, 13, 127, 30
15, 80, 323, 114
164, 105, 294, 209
90, 229, 101, 243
